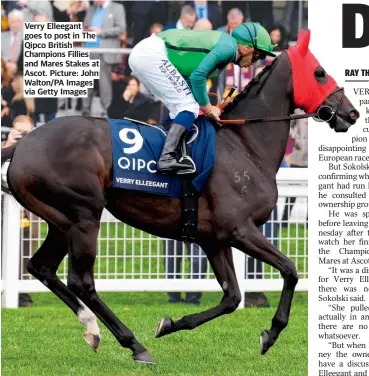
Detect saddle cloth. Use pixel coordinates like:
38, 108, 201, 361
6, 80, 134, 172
108, 117, 216, 199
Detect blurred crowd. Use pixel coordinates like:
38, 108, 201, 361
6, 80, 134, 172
1, 1, 307, 307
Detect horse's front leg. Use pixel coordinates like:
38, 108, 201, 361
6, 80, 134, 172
155, 246, 241, 337
66, 214, 154, 365
230, 219, 298, 355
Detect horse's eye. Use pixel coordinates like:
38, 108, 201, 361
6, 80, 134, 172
315, 69, 325, 78
314, 66, 328, 84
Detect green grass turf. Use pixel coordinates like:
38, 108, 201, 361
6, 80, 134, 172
2, 292, 307, 376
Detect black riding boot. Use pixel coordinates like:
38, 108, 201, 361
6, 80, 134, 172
157, 123, 196, 175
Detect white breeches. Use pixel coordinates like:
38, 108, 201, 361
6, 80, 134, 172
128, 34, 200, 120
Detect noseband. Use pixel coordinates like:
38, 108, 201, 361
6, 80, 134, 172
216, 87, 345, 126
312, 87, 344, 123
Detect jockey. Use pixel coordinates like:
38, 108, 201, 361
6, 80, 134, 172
128, 22, 276, 175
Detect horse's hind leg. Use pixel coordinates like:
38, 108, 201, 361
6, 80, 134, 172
231, 222, 298, 355
27, 224, 101, 351
155, 246, 241, 338
66, 213, 154, 365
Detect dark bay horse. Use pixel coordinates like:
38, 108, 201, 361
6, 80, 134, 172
1, 30, 359, 365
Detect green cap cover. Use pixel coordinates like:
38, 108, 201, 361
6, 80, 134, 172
232, 22, 277, 57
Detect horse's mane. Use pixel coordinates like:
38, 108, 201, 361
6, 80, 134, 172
223, 54, 282, 114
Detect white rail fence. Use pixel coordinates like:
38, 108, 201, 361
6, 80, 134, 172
1, 168, 308, 308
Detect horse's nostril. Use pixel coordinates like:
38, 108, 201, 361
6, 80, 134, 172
350, 110, 359, 121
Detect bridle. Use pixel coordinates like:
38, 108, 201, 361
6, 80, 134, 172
215, 86, 345, 127
312, 87, 345, 123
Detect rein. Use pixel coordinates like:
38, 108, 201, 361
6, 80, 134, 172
211, 86, 344, 126
218, 111, 318, 125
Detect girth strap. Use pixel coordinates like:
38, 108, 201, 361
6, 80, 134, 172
180, 177, 198, 243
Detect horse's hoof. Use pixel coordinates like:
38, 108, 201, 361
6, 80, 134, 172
259, 330, 273, 355
155, 317, 173, 338
133, 350, 155, 365
84, 332, 101, 352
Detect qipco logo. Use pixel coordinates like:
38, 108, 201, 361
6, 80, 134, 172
118, 128, 157, 173
342, 4, 369, 48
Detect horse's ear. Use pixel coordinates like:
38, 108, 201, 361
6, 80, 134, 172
297, 29, 310, 56
297, 29, 306, 41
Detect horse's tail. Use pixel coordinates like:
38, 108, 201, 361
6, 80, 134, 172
1, 144, 17, 195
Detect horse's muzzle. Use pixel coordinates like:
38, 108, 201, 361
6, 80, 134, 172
333, 116, 353, 132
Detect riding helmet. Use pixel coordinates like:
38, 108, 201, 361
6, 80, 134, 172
232, 22, 277, 57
